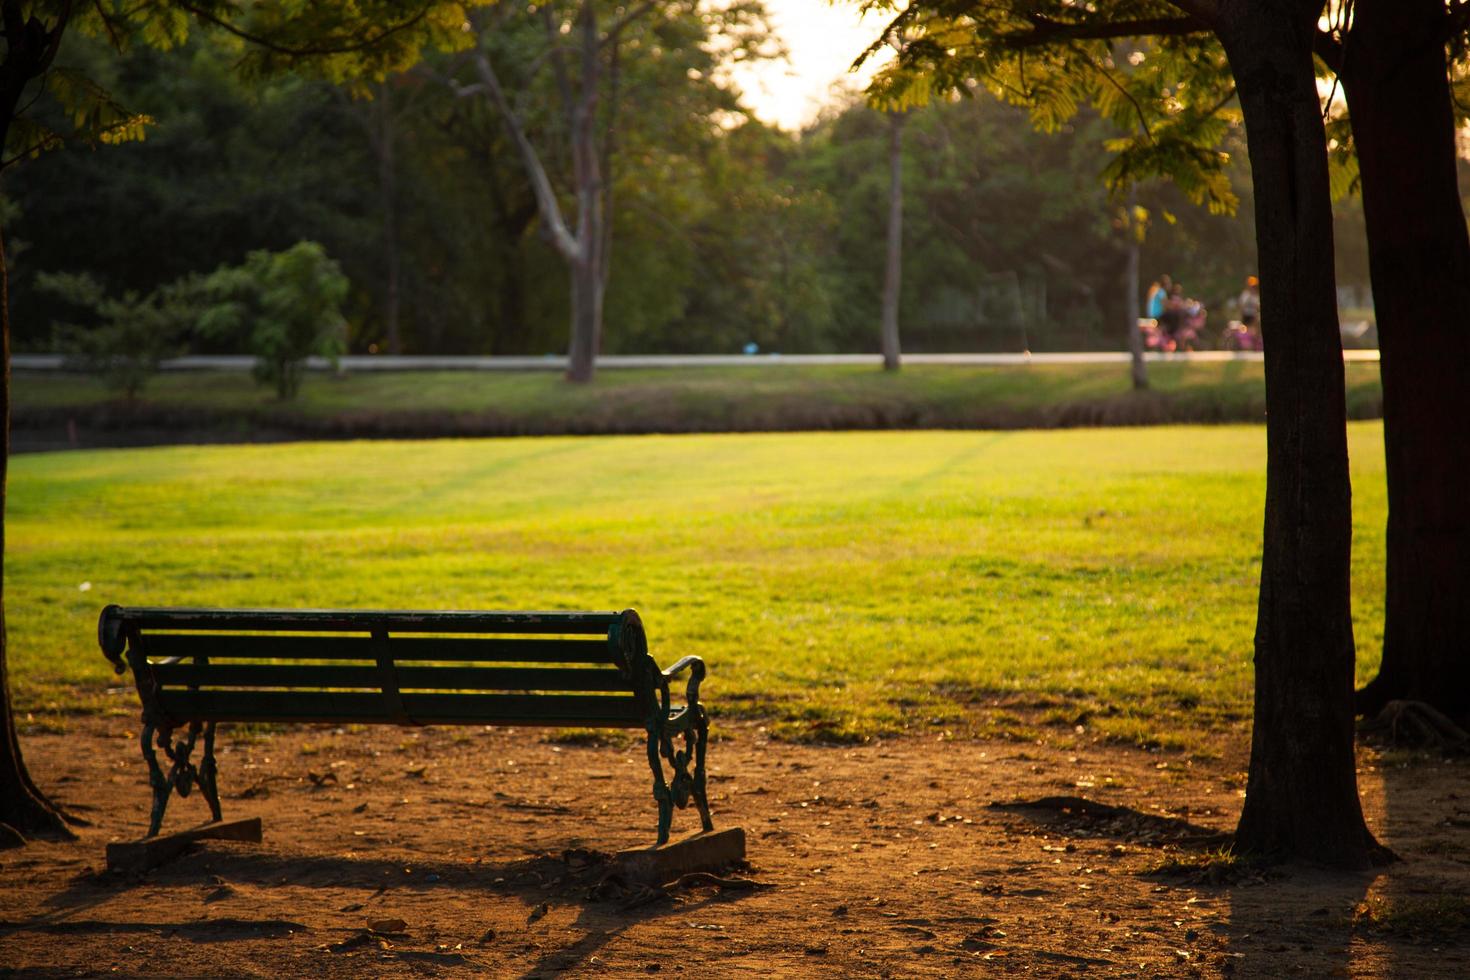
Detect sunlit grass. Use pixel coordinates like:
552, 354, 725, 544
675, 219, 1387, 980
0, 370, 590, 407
7, 424, 1389, 742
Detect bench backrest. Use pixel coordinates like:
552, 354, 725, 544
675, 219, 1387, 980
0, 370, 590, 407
99, 606, 651, 728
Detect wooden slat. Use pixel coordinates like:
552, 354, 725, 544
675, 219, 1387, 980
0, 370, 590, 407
117, 607, 620, 634
392, 638, 617, 663
146, 635, 375, 661
150, 663, 630, 693
155, 689, 644, 727
143, 635, 616, 664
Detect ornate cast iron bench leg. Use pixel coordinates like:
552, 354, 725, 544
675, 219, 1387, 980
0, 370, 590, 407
646, 710, 714, 844
140, 722, 172, 838
647, 726, 674, 845
199, 721, 223, 824
692, 706, 713, 833
139, 719, 224, 837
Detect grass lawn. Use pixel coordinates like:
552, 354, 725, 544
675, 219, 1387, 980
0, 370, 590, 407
7, 424, 1389, 747
15, 361, 1386, 438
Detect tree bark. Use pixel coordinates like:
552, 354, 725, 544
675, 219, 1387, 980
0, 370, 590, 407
373, 83, 404, 355
1215, 0, 1382, 867
563, 0, 604, 384
1338, 0, 1470, 722
1124, 187, 1148, 390
567, 254, 603, 383
0, 228, 74, 845
880, 111, 905, 372
0, 0, 75, 846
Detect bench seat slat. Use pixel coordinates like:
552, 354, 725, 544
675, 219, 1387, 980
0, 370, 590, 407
142, 635, 616, 663
119, 608, 619, 633
155, 690, 645, 727
150, 663, 631, 693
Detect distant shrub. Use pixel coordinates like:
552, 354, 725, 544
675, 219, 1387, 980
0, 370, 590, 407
198, 241, 348, 400
38, 271, 191, 401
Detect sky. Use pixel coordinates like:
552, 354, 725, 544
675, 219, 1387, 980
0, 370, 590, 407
724, 0, 892, 131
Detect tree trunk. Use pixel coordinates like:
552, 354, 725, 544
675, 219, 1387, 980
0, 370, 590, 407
1124, 187, 1148, 390
1338, 0, 1470, 722
0, 226, 74, 846
566, 255, 602, 383
563, 1, 604, 384
374, 85, 404, 356
0, 4, 75, 844
880, 111, 905, 372
1216, 1, 1381, 867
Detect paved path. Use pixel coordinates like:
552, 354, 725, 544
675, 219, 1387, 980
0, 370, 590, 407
13, 350, 1380, 372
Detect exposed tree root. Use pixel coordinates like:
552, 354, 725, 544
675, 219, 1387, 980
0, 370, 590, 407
1358, 700, 1470, 752
0, 822, 26, 849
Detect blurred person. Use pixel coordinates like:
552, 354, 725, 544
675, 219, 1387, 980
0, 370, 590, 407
1238, 275, 1261, 329
1145, 274, 1173, 320
1159, 282, 1185, 343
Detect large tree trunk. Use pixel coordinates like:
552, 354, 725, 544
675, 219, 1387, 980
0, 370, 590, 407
1338, 0, 1470, 722
1216, 0, 1381, 867
880, 111, 904, 372
0, 3, 74, 845
0, 226, 73, 846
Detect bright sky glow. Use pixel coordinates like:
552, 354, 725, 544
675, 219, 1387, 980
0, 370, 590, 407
725, 0, 893, 132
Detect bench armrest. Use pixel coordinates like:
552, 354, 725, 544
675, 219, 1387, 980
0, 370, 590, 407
98, 604, 128, 675
660, 655, 706, 709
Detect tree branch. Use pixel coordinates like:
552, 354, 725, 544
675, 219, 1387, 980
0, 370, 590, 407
541, 4, 578, 128
472, 49, 582, 262
1006, 14, 1210, 49
1161, 0, 1220, 26
174, 1, 432, 59
1314, 28, 1343, 74
1079, 48, 1154, 144
601, 0, 658, 47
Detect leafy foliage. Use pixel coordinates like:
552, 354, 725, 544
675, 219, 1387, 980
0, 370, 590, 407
4, 1, 486, 168
196, 241, 349, 399
34, 270, 191, 399
858, 1, 1241, 214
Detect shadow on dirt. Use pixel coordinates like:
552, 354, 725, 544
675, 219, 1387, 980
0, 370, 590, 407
988, 794, 1229, 846
7, 841, 765, 977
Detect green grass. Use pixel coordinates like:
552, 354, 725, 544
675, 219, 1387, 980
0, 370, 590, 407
6, 424, 1390, 743
14, 361, 1386, 438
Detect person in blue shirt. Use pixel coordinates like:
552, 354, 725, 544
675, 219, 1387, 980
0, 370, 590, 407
1144, 274, 1172, 320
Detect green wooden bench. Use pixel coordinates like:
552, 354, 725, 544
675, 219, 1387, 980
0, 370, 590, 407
98, 605, 713, 845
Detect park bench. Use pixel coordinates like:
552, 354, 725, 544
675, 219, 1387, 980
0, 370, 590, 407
97, 605, 713, 845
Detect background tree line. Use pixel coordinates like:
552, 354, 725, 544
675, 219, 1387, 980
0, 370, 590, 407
4, 9, 1381, 360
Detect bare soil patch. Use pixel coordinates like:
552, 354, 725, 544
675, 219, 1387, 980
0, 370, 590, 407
2, 719, 1467, 978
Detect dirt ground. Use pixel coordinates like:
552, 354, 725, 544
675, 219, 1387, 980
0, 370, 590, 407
2, 716, 1468, 978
